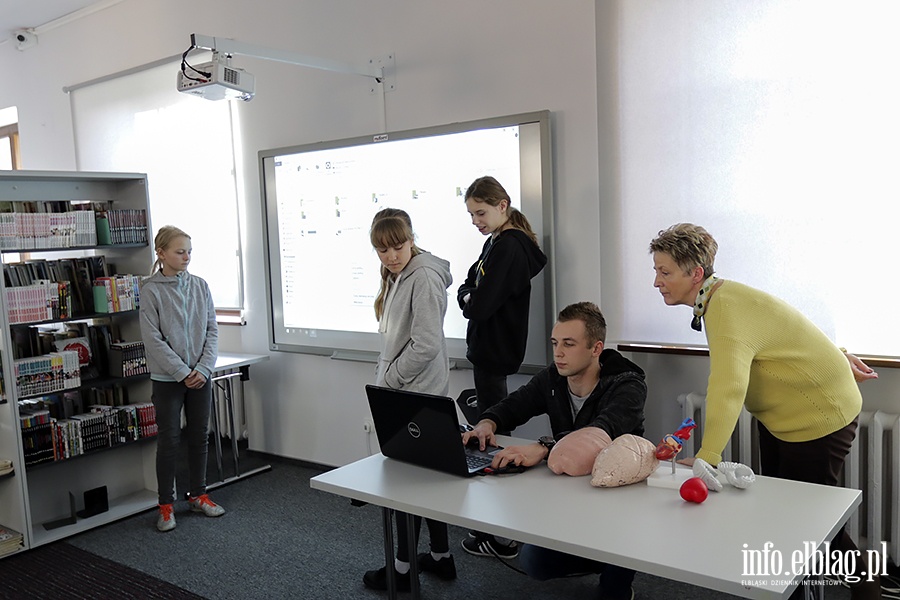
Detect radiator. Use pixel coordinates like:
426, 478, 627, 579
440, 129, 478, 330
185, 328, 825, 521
678, 392, 899, 566
212, 367, 249, 440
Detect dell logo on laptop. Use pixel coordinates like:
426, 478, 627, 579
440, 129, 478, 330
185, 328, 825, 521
407, 423, 421, 438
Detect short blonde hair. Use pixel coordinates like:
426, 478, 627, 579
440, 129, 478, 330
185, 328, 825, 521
649, 223, 717, 277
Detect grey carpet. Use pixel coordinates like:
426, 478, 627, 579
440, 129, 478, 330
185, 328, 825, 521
62, 452, 857, 600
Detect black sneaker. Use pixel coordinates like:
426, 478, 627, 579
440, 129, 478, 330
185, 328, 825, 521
416, 553, 457, 580
461, 534, 519, 558
362, 566, 411, 591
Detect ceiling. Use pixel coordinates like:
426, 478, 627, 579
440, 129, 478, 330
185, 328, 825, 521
0, 0, 108, 44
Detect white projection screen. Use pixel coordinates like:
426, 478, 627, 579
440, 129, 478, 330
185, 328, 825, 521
259, 111, 555, 369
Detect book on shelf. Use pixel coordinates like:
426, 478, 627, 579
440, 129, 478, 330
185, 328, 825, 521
91, 203, 148, 245
95, 213, 112, 245
13, 350, 81, 397
3, 280, 72, 324
0, 202, 148, 251
2, 255, 123, 320
18, 408, 55, 466
0, 202, 98, 250
108, 341, 149, 378
0, 525, 24, 557
10, 323, 118, 381
92, 274, 142, 313
18, 395, 157, 463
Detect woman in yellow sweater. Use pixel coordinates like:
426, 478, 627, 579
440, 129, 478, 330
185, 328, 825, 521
649, 223, 880, 599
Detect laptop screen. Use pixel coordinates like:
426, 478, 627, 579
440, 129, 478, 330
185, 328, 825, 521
365, 385, 499, 476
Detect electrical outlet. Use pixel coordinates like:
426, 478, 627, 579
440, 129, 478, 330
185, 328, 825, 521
363, 419, 375, 433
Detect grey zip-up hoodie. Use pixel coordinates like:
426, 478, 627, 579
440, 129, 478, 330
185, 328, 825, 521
139, 270, 218, 382
375, 251, 452, 397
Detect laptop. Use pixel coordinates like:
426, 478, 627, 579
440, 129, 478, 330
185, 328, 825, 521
365, 384, 502, 477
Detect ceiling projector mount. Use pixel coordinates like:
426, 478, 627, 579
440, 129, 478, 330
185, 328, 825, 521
177, 33, 389, 102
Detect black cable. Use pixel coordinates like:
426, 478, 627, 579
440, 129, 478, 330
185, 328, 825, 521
180, 44, 211, 83
483, 545, 528, 576
483, 546, 599, 580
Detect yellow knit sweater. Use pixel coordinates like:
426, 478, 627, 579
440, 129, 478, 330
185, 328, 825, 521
695, 281, 861, 466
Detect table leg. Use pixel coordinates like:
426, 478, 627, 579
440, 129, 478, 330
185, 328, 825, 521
382, 507, 397, 600
210, 381, 224, 483
224, 376, 241, 477
405, 512, 420, 599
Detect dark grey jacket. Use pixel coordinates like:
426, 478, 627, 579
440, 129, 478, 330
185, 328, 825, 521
481, 348, 646, 440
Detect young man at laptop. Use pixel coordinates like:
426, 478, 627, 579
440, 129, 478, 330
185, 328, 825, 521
462, 301, 646, 600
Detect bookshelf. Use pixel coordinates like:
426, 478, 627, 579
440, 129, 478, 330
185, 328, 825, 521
0, 171, 155, 554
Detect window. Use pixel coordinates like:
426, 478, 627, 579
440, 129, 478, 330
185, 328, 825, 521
67, 60, 244, 310
610, 2, 900, 356
0, 106, 20, 170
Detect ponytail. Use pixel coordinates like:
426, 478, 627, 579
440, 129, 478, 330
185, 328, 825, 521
506, 207, 538, 246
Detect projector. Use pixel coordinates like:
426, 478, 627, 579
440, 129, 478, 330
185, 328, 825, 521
177, 59, 255, 101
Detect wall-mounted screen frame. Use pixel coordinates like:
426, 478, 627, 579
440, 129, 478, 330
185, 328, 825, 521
259, 111, 555, 369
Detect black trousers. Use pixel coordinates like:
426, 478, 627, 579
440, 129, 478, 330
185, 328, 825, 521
395, 513, 449, 562
758, 418, 870, 599
472, 366, 509, 433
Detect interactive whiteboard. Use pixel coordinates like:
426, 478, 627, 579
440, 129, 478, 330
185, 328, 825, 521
259, 111, 554, 369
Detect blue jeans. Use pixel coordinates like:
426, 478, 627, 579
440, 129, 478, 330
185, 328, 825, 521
519, 543, 635, 598
152, 379, 212, 505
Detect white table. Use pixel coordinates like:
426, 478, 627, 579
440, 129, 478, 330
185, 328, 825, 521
207, 353, 271, 488
310, 442, 861, 599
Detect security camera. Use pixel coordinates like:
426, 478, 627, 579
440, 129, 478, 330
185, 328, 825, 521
14, 29, 37, 51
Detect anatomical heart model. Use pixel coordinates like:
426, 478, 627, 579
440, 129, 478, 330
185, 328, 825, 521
656, 417, 696, 473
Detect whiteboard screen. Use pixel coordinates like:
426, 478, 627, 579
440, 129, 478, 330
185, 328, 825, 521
260, 111, 554, 368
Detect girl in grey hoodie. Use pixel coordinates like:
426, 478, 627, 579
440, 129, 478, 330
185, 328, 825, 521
139, 226, 222, 533
363, 209, 458, 590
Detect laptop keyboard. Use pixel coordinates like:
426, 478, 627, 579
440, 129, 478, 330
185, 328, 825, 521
465, 453, 493, 471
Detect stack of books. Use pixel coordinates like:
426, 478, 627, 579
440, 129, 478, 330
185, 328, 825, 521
133, 402, 158, 438
20, 401, 158, 463
19, 408, 54, 466
4, 255, 109, 320
4, 280, 72, 324
108, 341, 149, 377
95, 208, 148, 245
13, 350, 81, 397
92, 275, 142, 313
52, 418, 84, 460
0, 526, 24, 557
69, 412, 109, 454
0, 206, 97, 250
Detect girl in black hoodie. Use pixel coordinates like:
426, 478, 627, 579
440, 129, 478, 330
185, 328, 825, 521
457, 176, 547, 559
458, 175, 548, 418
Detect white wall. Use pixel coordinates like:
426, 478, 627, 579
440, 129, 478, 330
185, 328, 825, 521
0, 0, 600, 466
1, 0, 895, 467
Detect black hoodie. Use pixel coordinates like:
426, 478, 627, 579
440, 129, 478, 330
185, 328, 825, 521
457, 228, 547, 375
481, 349, 647, 440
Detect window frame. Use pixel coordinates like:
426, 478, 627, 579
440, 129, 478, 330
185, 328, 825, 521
0, 123, 20, 170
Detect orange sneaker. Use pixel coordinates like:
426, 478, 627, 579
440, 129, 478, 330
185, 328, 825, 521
157, 503, 176, 532
188, 494, 225, 517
